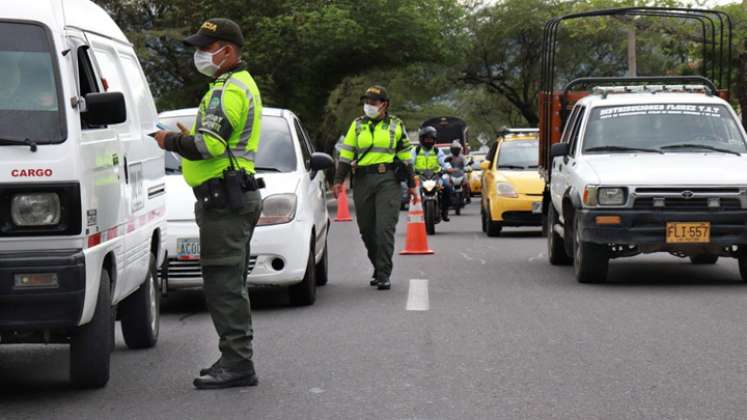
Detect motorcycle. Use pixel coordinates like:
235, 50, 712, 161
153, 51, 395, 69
418, 170, 441, 235
447, 168, 466, 215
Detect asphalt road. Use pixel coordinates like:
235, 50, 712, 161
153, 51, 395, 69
3, 200, 747, 419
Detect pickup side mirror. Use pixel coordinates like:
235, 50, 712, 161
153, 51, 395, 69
551, 143, 570, 158
479, 160, 491, 171
310, 152, 334, 171
83, 92, 126, 126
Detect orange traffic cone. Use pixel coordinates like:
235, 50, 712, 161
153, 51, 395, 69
335, 184, 353, 222
400, 195, 434, 255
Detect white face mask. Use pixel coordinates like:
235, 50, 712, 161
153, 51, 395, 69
193, 47, 226, 77
364, 104, 382, 119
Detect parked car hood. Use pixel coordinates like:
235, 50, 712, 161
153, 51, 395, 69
165, 172, 300, 221
497, 170, 544, 194
582, 154, 747, 186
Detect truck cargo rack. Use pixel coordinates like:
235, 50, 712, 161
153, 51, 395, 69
539, 7, 733, 179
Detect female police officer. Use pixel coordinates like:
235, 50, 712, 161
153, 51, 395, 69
333, 86, 417, 290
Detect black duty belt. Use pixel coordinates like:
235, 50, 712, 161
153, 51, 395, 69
193, 174, 264, 208
354, 163, 395, 175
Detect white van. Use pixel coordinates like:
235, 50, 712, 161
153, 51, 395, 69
0, 0, 166, 388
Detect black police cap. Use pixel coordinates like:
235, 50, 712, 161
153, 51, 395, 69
360, 85, 389, 102
183, 18, 244, 48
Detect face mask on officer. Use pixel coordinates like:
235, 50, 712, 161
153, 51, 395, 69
364, 103, 383, 119
193, 46, 227, 77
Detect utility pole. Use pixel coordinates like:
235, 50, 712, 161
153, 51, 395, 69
627, 24, 637, 77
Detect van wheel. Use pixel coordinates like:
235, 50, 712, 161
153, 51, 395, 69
289, 239, 317, 306
315, 241, 329, 286
690, 255, 719, 265
548, 205, 572, 265
120, 253, 160, 349
574, 216, 608, 283
70, 269, 113, 388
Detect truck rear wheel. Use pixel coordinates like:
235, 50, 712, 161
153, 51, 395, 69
120, 253, 160, 349
574, 216, 608, 283
70, 269, 113, 389
547, 205, 572, 265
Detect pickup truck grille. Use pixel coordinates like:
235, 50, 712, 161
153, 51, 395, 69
633, 197, 742, 211
159, 256, 257, 279
632, 187, 745, 211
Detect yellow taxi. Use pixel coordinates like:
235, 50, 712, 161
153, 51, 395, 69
480, 132, 543, 236
467, 153, 487, 197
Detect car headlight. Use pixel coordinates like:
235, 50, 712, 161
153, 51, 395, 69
11, 193, 61, 226
496, 182, 518, 198
583, 186, 627, 206
257, 194, 297, 226
422, 180, 438, 192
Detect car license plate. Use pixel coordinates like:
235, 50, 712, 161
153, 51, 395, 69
666, 222, 710, 244
532, 201, 542, 214
177, 238, 200, 260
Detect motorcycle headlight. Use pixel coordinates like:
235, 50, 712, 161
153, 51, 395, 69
11, 193, 61, 226
496, 182, 518, 198
423, 180, 437, 192
257, 194, 297, 226
598, 187, 626, 206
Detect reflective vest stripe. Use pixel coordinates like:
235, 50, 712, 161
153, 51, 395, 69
226, 77, 256, 159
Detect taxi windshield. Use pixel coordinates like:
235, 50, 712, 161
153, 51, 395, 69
583, 104, 747, 154
0, 22, 64, 144
497, 140, 539, 170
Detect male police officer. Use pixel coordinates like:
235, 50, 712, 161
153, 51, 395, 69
333, 86, 417, 290
413, 126, 453, 222
153, 18, 262, 389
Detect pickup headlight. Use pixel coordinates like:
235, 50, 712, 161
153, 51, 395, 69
496, 182, 518, 198
584, 186, 627, 206
598, 187, 626, 206
257, 194, 297, 226
11, 193, 61, 226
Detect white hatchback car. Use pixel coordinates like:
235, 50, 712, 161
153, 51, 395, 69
158, 107, 333, 306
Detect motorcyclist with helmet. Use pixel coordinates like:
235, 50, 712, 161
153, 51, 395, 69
413, 126, 453, 222
447, 140, 470, 204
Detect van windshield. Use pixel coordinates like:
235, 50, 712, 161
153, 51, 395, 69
583, 104, 747, 154
0, 22, 65, 144
159, 114, 297, 174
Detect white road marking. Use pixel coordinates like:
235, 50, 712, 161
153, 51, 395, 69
460, 252, 486, 265
406, 279, 430, 311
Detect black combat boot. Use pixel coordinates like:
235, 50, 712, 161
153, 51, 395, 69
377, 277, 391, 290
370, 270, 379, 286
194, 365, 258, 390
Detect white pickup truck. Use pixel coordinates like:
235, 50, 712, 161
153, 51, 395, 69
546, 84, 747, 283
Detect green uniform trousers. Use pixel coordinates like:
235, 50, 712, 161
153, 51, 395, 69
353, 171, 401, 281
195, 190, 262, 369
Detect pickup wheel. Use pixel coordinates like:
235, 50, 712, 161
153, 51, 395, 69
690, 255, 719, 265
738, 248, 747, 282
573, 216, 608, 283
289, 239, 317, 306
70, 269, 113, 389
120, 253, 160, 349
547, 205, 572, 265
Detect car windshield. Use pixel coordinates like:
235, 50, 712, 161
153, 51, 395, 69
0, 22, 64, 144
159, 114, 297, 173
583, 104, 747, 154
497, 140, 539, 170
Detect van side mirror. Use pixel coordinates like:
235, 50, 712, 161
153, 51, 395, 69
310, 152, 334, 171
551, 143, 570, 158
83, 92, 126, 126
479, 160, 491, 171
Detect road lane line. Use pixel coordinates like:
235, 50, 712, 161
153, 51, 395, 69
406, 279, 429, 311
